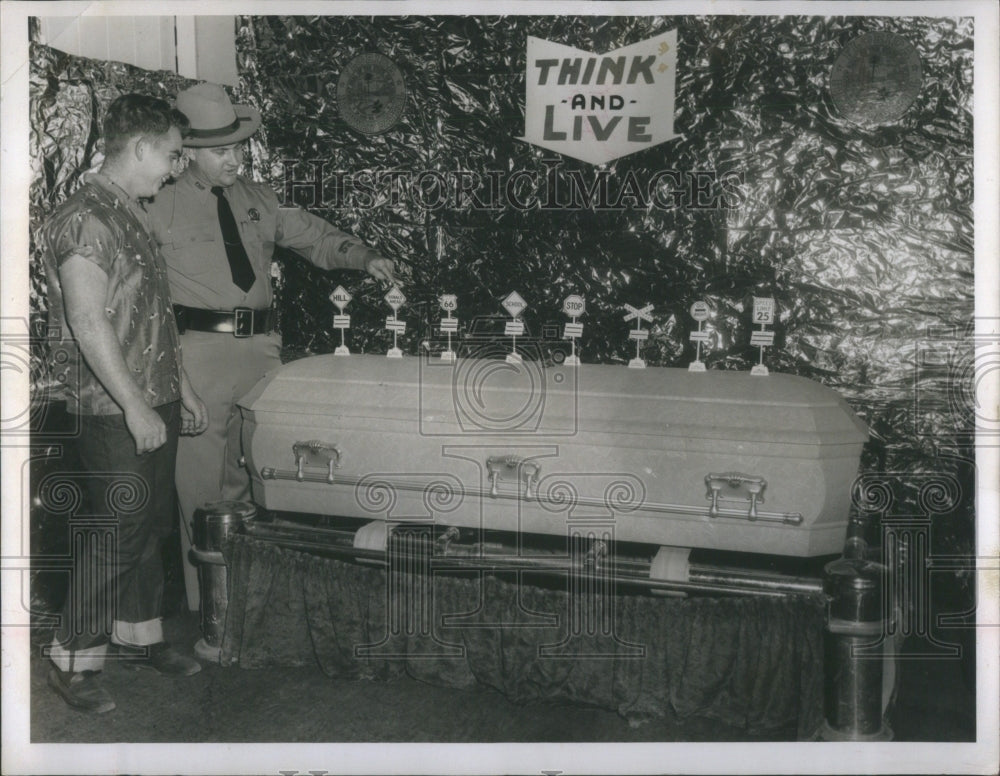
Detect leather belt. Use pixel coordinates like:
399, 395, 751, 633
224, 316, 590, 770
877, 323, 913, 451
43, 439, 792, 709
173, 304, 274, 338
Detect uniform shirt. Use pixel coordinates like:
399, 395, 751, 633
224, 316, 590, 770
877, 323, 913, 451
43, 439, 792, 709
42, 172, 181, 415
146, 170, 376, 310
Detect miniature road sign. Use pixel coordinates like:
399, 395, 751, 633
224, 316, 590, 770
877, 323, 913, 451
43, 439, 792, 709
690, 301, 710, 322
438, 294, 459, 362
385, 286, 407, 312
501, 292, 528, 364
502, 291, 528, 318
562, 294, 585, 366
330, 285, 352, 311
385, 286, 406, 358
624, 303, 653, 369
562, 294, 586, 317
505, 319, 525, 336
689, 300, 711, 372
752, 296, 775, 325
750, 297, 775, 376
329, 286, 353, 356
623, 302, 654, 323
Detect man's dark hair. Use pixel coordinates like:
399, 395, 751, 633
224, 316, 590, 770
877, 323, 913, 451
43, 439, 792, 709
102, 94, 190, 158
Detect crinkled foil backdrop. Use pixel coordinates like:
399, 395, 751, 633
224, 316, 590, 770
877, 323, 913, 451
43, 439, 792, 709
234, 15, 976, 563
29, 41, 196, 361
29, 16, 975, 583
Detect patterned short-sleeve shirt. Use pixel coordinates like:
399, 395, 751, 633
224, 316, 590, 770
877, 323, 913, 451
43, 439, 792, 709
42, 172, 181, 415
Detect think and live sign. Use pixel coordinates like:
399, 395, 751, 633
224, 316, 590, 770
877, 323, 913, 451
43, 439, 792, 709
521, 32, 679, 165
535, 54, 660, 143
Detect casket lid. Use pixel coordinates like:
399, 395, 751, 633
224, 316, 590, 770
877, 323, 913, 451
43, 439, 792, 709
241, 354, 868, 448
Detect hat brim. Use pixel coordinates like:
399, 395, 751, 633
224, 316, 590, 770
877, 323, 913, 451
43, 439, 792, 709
183, 105, 262, 147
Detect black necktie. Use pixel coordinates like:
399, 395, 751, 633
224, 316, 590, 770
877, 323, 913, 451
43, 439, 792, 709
211, 186, 255, 292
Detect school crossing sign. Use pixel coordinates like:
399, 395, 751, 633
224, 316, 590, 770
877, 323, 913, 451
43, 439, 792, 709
519, 30, 680, 165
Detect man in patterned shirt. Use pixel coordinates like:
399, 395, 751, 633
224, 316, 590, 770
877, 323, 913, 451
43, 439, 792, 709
42, 94, 209, 713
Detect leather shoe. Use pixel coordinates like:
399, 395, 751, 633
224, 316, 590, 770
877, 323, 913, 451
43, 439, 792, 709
117, 642, 202, 676
47, 665, 116, 713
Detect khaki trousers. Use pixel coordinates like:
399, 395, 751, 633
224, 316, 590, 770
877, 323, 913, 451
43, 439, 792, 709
175, 329, 282, 610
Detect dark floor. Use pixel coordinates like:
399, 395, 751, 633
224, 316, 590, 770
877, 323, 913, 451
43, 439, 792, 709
29, 609, 976, 744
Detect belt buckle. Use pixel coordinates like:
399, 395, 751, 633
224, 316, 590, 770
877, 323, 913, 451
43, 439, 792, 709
233, 307, 254, 338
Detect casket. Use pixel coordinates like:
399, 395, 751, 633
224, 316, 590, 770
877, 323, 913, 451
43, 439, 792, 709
239, 354, 868, 559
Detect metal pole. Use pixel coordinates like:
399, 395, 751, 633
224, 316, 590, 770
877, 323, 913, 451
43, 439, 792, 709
819, 557, 893, 740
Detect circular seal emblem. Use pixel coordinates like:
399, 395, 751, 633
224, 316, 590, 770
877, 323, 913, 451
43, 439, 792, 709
830, 32, 922, 126
336, 53, 406, 135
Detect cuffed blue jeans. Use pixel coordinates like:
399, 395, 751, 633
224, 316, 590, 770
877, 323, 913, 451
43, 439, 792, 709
49, 401, 180, 672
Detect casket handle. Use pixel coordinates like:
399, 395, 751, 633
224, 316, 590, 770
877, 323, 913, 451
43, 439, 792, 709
705, 472, 767, 521
486, 456, 542, 500
293, 440, 343, 484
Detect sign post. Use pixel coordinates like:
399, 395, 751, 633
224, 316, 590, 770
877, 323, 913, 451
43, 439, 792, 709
329, 285, 353, 356
688, 300, 710, 372
384, 286, 407, 358
438, 294, 459, 362
750, 296, 775, 376
501, 291, 528, 365
561, 294, 585, 366
623, 303, 654, 369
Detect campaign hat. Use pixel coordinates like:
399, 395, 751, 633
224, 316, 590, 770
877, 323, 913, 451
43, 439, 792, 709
176, 82, 261, 147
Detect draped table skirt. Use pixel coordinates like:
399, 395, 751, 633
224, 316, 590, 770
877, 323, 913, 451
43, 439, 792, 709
221, 534, 824, 737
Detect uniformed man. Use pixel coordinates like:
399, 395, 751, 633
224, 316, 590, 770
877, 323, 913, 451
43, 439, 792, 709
147, 82, 397, 610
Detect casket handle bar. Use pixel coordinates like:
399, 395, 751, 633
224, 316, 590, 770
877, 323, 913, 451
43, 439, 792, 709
706, 472, 767, 521
486, 455, 541, 500
258, 458, 800, 525
290, 440, 343, 484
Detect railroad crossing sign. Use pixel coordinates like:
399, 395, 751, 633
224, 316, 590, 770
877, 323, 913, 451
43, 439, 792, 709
623, 302, 654, 324
329, 286, 353, 356
624, 303, 654, 369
